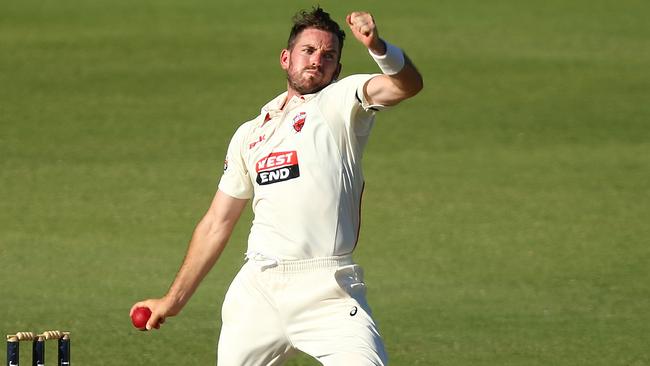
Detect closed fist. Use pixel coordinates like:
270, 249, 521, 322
346, 12, 384, 53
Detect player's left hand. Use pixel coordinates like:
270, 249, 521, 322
346, 12, 386, 54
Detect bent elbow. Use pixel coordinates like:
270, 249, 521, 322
400, 76, 423, 100
409, 76, 424, 97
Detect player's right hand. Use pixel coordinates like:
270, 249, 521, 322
346, 11, 384, 54
130, 297, 180, 331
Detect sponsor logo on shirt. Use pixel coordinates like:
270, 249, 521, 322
249, 134, 265, 149
255, 151, 300, 185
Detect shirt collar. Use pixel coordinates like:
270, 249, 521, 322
260, 91, 317, 115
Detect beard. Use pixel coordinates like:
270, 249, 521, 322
286, 66, 335, 95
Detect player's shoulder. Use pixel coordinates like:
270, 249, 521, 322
228, 118, 257, 146
238, 117, 258, 132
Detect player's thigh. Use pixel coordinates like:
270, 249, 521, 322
217, 266, 294, 366
307, 302, 387, 366
291, 265, 388, 365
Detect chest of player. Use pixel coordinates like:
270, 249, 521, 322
245, 106, 341, 188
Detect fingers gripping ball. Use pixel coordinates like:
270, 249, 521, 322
131, 307, 152, 330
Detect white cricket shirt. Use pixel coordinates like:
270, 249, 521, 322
219, 74, 383, 259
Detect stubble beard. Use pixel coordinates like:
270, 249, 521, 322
286, 66, 334, 95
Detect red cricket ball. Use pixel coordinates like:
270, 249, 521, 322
131, 307, 152, 330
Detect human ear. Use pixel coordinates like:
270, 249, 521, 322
280, 49, 290, 70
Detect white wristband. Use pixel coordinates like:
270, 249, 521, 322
369, 40, 405, 75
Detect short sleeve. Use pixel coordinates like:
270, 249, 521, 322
218, 124, 254, 199
318, 74, 388, 138
326, 74, 389, 113
355, 76, 389, 112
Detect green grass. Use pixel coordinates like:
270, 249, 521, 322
1, 0, 649, 365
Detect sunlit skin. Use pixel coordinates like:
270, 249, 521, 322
281, 28, 342, 101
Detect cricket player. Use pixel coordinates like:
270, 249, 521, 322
131, 6, 423, 365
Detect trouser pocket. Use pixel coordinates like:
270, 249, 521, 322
334, 264, 371, 313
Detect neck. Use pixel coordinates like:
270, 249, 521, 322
283, 85, 301, 110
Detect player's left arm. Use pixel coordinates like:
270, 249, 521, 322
346, 12, 423, 107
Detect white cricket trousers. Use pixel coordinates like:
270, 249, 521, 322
217, 254, 388, 365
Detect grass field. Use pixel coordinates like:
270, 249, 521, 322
1, 0, 649, 365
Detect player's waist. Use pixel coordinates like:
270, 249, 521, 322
245, 251, 353, 272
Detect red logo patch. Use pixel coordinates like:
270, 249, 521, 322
293, 112, 306, 132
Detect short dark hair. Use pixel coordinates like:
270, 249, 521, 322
287, 6, 345, 56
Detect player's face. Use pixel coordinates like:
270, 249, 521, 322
282, 28, 341, 95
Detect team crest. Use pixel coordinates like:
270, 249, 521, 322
292, 112, 306, 132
